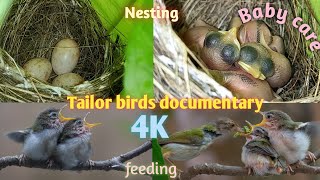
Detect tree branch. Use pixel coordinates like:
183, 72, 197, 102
177, 150, 320, 180
0, 141, 152, 172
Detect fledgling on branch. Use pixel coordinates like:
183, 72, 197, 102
6, 108, 76, 161
54, 117, 101, 169
241, 126, 286, 175
252, 110, 316, 172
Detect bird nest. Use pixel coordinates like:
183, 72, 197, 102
0, 0, 124, 102
154, 0, 320, 102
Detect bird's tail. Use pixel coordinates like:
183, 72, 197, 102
6, 129, 30, 143
298, 122, 320, 139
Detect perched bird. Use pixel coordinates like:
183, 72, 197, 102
55, 117, 101, 169
252, 110, 316, 171
6, 108, 76, 161
159, 118, 242, 163
241, 126, 286, 175
201, 27, 241, 70
209, 70, 276, 101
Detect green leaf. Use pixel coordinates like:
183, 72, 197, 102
310, 0, 320, 22
123, 5, 153, 98
0, 0, 14, 30
90, 0, 136, 32
152, 139, 170, 180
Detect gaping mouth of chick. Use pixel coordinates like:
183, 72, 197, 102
83, 112, 101, 130
238, 61, 266, 80
58, 104, 76, 122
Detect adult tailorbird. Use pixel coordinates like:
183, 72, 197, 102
159, 118, 242, 164
241, 126, 286, 175
252, 110, 316, 172
6, 107, 75, 161
55, 117, 101, 169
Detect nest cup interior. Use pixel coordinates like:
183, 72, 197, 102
164, 0, 320, 101
0, 0, 119, 83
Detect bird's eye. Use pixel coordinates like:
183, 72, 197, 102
260, 58, 275, 77
204, 32, 221, 48
76, 120, 82, 125
221, 44, 239, 64
266, 114, 272, 119
240, 45, 258, 63
49, 112, 58, 118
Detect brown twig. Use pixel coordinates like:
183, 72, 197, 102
177, 150, 320, 180
0, 141, 152, 172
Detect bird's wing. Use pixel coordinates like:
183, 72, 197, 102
6, 129, 31, 143
158, 128, 204, 146
246, 139, 279, 159
297, 121, 320, 138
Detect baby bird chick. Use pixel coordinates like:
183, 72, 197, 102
7, 108, 75, 161
238, 35, 292, 88
182, 20, 218, 54
201, 28, 241, 70
238, 43, 274, 81
55, 117, 101, 169
209, 70, 276, 101
241, 126, 286, 175
253, 110, 316, 171
238, 20, 273, 45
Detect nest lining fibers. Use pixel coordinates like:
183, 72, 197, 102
0, 0, 124, 102
154, 0, 320, 102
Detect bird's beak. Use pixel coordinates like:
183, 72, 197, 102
253, 111, 268, 127
85, 122, 102, 129
237, 61, 266, 80
58, 105, 76, 122
228, 27, 238, 38
83, 112, 101, 129
227, 27, 241, 49
59, 113, 76, 122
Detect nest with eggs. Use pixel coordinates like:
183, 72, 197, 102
154, 0, 320, 102
0, 0, 124, 102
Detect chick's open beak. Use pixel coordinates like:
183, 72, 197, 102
252, 111, 268, 127
83, 112, 101, 129
238, 61, 266, 80
85, 121, 102, 129
58, 105, 76, 122
59, 113, 76, 122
